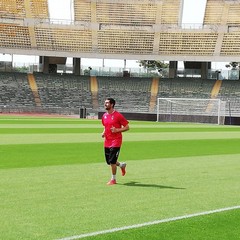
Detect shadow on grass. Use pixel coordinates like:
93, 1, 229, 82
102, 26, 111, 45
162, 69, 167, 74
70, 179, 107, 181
122, 181, 185, 190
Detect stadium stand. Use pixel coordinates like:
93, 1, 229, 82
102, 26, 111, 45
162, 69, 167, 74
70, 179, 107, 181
74, 1, 180, 25
218, 80, 240, 100
1, 0, 240, 61
97, 76, 152, 113
0, 24, 31, 49
98, 30, 155, 54
204, 0, 240, 25
0, 72, 35, 112
29, 0, 49, 19
159, 32, 218, 56
74, 1, 92, 22
33, 73, 92, 114
1, 0, 240, 122
217, 80, 240, 117
0, 0, 48, 19
221, 31, 240, 56
2, 72, 240, 119
95, 2, 158, 25
34, 27, 92, 52
0, 0, 26, 19
157, 78, 214, 99
203, 0, 225, 25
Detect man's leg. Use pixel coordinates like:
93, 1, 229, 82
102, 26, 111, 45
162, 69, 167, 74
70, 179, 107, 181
117, 161, 127, 176
107, 148, 124, 185
111, 163, 117, 176
107, 164, 117, 185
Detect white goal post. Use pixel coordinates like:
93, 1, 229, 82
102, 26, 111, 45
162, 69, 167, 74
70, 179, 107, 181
156, 98, 226, 125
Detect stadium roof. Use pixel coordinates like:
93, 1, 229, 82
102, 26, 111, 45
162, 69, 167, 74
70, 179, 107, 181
1, 0, 240, 62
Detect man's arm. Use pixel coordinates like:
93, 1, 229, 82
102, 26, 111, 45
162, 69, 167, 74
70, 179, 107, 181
101, 130, 105, 138
111, 124, 129, 133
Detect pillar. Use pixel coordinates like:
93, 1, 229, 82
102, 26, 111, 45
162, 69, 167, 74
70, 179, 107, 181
73, 58, 81, 75
169, 61, 178, 78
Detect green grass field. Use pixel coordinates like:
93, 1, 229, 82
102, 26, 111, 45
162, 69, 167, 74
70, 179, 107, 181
0, 115, 239, 240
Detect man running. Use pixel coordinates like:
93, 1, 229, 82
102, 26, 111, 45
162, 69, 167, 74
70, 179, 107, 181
102, 98, 130, 185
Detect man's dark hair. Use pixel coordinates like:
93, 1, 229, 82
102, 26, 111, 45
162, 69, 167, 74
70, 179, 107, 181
107, 97, 115, 108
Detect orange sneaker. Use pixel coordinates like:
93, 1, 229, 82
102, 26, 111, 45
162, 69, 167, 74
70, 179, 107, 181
121, 163, 127, 176
107, 179, 117, 185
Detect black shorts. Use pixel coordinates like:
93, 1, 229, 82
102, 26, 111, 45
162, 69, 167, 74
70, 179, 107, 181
104, 147, 121, 165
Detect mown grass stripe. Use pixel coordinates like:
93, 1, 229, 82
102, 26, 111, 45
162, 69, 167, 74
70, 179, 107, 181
1, 132, 240, 145
57, 206, 240, 240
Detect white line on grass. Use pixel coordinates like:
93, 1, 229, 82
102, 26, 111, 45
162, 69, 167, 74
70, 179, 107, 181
57, 205, 240, 240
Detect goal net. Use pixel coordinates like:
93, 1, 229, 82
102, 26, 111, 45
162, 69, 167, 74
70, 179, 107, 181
157, 98, 226, 124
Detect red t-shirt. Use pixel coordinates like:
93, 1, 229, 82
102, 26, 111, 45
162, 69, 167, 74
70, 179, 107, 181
102, 110, 129, 147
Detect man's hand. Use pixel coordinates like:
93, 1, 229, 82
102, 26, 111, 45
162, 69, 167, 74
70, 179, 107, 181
110, 126, 118, 133
111, 125, 129, 133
